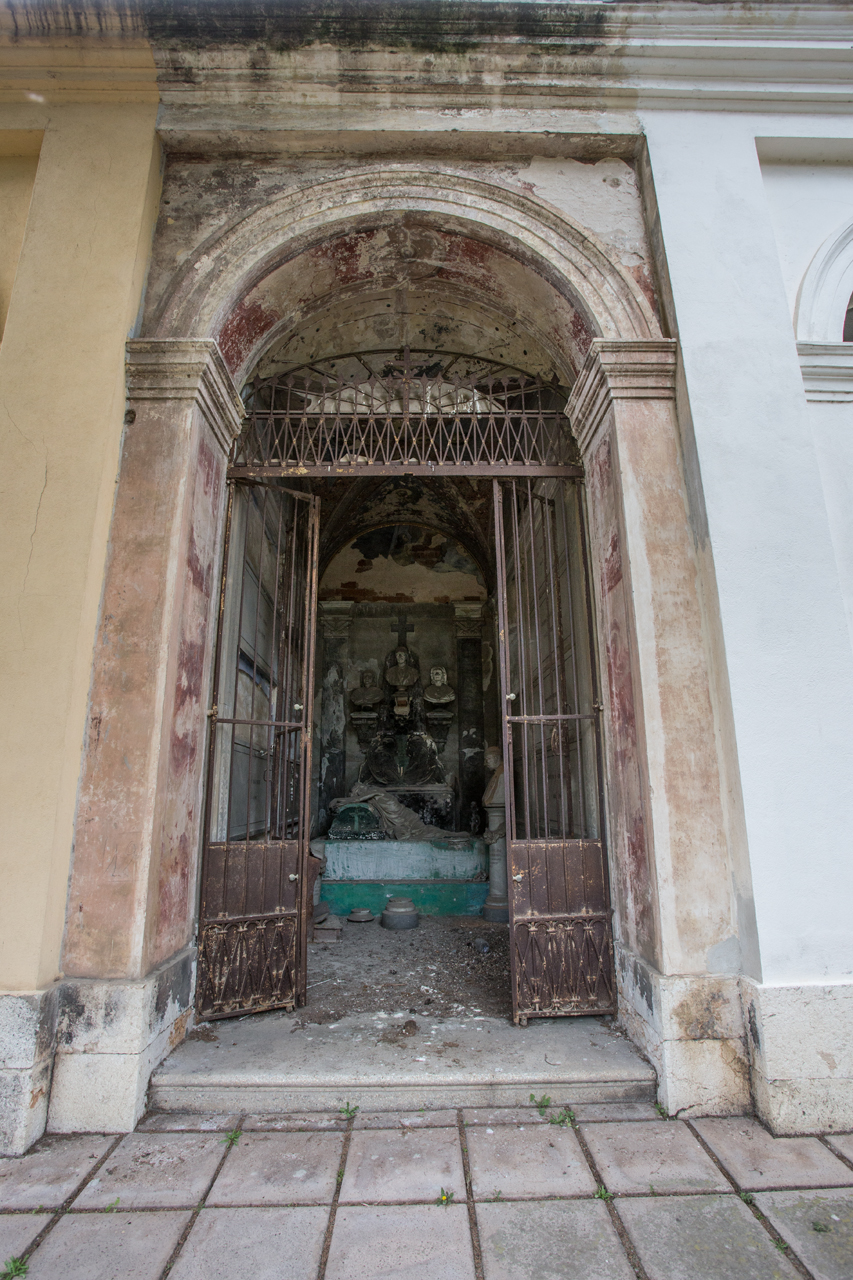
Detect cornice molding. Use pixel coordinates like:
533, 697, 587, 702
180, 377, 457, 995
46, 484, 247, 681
126, 339, 245, 452
2, 3, 852, 114
797, 341, 853, 403
567, 338, 677, 457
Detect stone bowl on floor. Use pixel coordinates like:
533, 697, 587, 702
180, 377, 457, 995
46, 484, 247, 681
381, 897, 419, 930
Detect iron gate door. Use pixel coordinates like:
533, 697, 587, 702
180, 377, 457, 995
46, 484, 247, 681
494, 477, 615, 1025
196, 481, 320, 1019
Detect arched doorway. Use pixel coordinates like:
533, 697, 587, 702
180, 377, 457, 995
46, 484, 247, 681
66, 170, 748, 1127
196, 347, 613, 1027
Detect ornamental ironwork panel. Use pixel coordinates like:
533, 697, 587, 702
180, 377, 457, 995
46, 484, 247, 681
232, 348, 582, 478
513, 916, 614, 1016
197, 914, 298, 1020
494, 476, 615, 1023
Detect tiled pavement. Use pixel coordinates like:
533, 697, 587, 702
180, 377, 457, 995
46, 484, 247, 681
1, 1105, 853, 1279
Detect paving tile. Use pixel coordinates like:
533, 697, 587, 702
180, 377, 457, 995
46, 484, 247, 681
581, 1120, 729, 1195
756, 1188, 853, 1280
570, 1102, 659, 1123
138, 1111, 241, 1132
463, 1107, 548, 1127
325, 1204, 475, 1280
354, 1109, 458, 1129
208, 1131, 343, 1205
339, 1128, 465, 1204
243, 1112, 347, 1131
0, 1213, 52, 1262
26, 1210, 191, 1280
169, 1206, 328, 1279
825, 1133, 853, 1165
467, 1124, 595, 1200
0, 1135, 114, 1209
617, 1194, 800, 1280
693, 1118, 853, 1190
477, 1199, 635, 1280
73, 1133, 223, 1209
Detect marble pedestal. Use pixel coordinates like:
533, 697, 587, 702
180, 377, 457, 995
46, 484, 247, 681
482, 801, 509, 923
321, 837, 485, 881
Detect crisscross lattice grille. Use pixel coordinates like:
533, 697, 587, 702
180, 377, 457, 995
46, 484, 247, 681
196, 916, 298, 1019
232, 348, 581, 477
513, 917, 614, 1015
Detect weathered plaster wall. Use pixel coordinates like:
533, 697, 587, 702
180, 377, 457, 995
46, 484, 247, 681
643, 112, 853, 1127
0, 34, 160, 1151
643, 112, 853, 988
0, 100, 160, 994
143, 153, 655, 387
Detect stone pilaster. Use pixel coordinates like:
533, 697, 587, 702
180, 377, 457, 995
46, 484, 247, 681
50, 340, 243, 1136
568, 339, 749, 1117
317, 602, 353, 835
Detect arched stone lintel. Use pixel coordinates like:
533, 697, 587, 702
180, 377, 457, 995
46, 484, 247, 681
148, 169, 660, 353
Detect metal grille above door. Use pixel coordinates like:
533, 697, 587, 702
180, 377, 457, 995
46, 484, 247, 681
233, 348, 583, 479
494, 477, 615, 1024
196, 482, 320, 1019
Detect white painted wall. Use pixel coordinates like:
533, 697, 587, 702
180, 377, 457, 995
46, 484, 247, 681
640, 111, 853, 986
807, 394, 853, 658
761, 161, 853, 331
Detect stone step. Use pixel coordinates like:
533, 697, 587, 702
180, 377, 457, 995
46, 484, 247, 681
150, 1011, 657, 1114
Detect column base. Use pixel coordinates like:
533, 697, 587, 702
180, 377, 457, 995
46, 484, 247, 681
616, 945, 750, 1118
482, 902, 509, 923
742, 977, 853, 1134
47, 948, 195, 1137
0, 988, 60, 1155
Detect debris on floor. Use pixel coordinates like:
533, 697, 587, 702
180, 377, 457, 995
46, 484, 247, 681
304, 914, 511, 1024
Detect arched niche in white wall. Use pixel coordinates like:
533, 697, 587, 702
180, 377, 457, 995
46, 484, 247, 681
795, 214, 853, 342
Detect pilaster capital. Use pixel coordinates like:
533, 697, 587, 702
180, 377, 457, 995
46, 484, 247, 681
797, 342, 853, 403
319, 600, 354, 639
567, 339, 678, 458
125, 339, 245, 453
454, 604, 483, 638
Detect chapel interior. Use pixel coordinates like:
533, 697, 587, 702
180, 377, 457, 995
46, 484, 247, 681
306, 473, 508, 1013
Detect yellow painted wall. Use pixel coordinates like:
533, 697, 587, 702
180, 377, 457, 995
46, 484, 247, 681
0, 89, 161, 990
0, 132, 40, 341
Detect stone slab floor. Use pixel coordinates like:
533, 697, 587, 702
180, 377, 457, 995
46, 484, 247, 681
2, 1105, 853, 1279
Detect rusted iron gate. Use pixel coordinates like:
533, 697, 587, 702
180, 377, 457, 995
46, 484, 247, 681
197, 348, 614, 1022
196, 484, 319, 1018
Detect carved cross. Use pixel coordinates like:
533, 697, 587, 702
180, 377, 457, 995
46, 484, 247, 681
393, 610, 415, 649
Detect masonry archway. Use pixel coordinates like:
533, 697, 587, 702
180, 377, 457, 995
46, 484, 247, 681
148, 168, 660, 366
66, 167, 749, 1128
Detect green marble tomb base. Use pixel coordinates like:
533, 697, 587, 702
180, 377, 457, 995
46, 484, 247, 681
321, 837, 486, 882
319, 880, 489, 918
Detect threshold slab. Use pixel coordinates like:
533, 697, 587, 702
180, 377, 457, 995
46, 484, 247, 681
150, 1011, 655, 1114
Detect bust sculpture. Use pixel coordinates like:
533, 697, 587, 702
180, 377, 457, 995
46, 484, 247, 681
482, 745, 505, 807
350, 669, 383, 708
423, 665, 456, 705
385, 647, 419, 690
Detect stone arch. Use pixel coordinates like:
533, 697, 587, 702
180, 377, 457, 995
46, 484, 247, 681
795, 214, 853, 342
147, 167, 661, 380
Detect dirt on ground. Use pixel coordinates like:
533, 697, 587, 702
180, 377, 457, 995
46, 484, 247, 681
298, 913, 512, 1025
